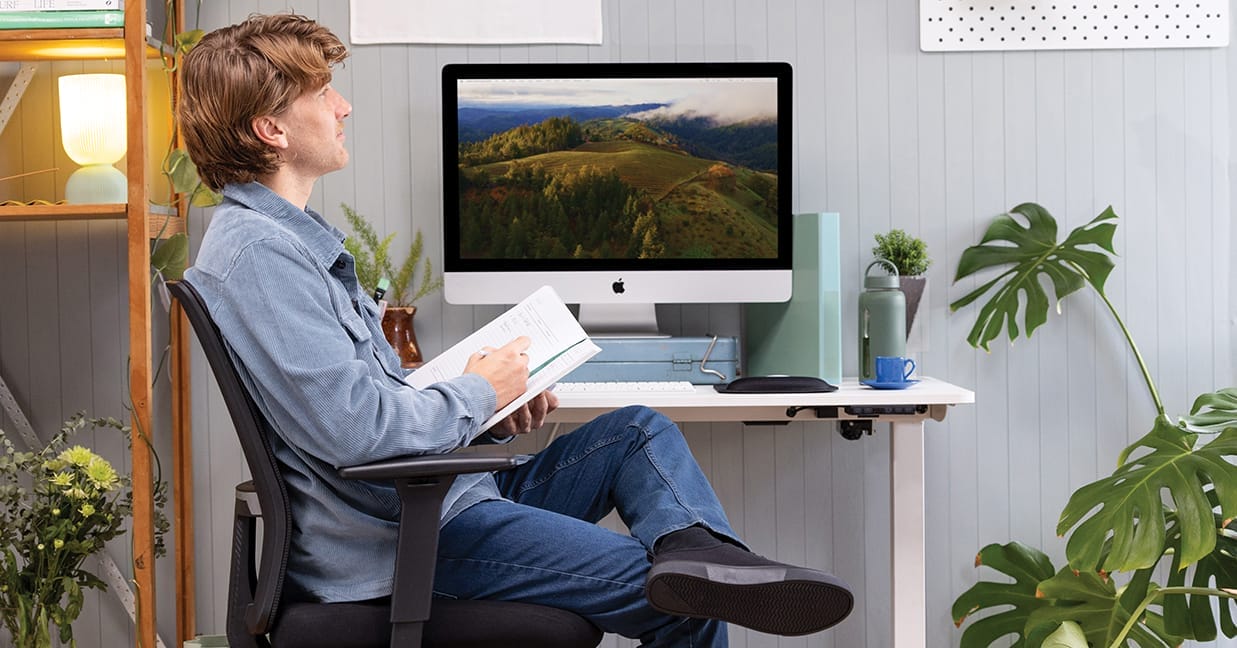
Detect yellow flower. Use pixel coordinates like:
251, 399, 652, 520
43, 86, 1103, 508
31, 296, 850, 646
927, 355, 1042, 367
50, 472, 74, 488
79, 503, 96, 517
36, 543, 45, 551
58, 445, 96, 467
85, 457, 119, 491
66, 487, 88, 499
53, 539, 64, 550
51, 508, 61, 516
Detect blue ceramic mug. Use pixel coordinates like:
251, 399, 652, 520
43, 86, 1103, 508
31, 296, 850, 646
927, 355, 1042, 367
874, 356, 915, 383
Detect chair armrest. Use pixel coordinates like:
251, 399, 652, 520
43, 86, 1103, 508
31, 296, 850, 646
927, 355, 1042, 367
335, 453, 518, 640
338, 454, 518, 481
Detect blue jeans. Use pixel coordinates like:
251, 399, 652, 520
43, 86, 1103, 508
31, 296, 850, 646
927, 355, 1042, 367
434, 405, 733, 646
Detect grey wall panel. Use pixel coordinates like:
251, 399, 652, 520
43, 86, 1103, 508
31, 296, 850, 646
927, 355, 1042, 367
1, 0, 1232, 646
178, 0, 1237, 642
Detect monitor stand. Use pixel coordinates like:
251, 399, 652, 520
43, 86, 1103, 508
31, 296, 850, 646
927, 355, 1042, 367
577, 303, 667, 338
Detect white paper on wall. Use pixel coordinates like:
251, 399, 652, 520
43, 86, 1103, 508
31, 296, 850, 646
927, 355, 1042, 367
349, 0, 603, 45
921, 0, 1229, 52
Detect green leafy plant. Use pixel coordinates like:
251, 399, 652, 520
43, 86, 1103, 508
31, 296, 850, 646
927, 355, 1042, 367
873, 228, 931, 276
151, 3, 216, 285
0, 415, 169, 648
949, 202, 1237, 648
342, 203, 443, 308
160, 1, 218, 212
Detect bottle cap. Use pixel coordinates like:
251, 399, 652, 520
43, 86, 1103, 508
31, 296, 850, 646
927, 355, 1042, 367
864, 258, 900, 289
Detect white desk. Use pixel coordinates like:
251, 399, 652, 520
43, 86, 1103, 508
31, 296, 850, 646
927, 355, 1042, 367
547, 377, 974, 648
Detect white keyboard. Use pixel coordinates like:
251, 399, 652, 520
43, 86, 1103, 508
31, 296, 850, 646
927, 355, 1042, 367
554, 381, 697, 394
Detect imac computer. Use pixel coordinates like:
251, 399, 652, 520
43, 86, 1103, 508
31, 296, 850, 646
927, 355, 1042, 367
441, 61, 793, 336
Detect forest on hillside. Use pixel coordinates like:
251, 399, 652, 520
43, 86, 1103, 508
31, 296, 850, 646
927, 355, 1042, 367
456, 114, 779, 260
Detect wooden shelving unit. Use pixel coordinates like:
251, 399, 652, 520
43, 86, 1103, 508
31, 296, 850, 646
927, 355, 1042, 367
0, 28, 125, 57
0, 21, 185, 238
0, 202, 186, 235
0, 4, 190, 648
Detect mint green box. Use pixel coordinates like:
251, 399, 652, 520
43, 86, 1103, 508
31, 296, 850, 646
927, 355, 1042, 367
743, 212, 842, 385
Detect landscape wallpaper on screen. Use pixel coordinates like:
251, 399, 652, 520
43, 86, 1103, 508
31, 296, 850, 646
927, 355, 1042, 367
455, 77, 780, 261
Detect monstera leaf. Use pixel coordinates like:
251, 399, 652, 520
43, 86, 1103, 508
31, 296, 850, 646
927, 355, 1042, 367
1041, 621, 1088, 647
952, 542, 1056, 648
1161, 497, 1237, 641
1057, 416, 1237, 573
950, 202, 1117, 351
1181, 387, 1237, 434
1027, 568, 1178, 648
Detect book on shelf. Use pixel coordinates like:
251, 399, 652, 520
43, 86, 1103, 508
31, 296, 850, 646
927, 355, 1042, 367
0, 0, 121, 10
403, 285, 601, 437
0, 9, 122, 27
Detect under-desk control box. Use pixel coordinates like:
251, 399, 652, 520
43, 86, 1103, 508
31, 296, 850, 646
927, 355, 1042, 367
561, 336, 739, 385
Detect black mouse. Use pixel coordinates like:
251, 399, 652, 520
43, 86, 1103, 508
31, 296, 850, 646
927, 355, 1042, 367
713, 375, 837, 394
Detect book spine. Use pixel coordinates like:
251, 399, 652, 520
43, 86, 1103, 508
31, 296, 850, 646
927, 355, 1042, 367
0, 0, 121, 10
0, 9, 123, 27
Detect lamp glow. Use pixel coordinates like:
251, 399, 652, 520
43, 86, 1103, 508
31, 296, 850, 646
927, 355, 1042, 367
59, 73, 127, 204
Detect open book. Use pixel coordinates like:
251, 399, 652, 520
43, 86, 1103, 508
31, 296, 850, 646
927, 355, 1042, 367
403, 286, 601, 434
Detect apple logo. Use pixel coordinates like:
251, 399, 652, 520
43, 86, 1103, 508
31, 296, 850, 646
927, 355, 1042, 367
611, 278, 625, 294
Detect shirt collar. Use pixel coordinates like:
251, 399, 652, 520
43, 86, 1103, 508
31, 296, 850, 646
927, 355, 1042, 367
222, 182, 346, 269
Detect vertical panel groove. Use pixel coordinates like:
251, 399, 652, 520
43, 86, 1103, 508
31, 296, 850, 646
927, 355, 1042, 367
2, 1, 1226, 646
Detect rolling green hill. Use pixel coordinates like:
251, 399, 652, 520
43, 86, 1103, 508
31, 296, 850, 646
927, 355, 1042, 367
457, 117, 779, 260
475, 140, 709, 197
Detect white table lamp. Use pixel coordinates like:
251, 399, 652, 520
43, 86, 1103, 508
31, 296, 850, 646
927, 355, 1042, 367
59, 73, 127, 204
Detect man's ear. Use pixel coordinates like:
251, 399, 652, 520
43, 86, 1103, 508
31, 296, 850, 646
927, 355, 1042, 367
252, 115, 288, 149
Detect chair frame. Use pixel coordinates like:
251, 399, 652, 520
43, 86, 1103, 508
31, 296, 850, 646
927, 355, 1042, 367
168, 279, 599, 648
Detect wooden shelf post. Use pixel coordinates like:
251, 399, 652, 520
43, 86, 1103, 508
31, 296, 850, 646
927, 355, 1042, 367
125, 1, 157, 646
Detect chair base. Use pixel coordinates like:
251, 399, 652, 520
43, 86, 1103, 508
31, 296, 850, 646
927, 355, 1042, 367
271, 598, 603, 648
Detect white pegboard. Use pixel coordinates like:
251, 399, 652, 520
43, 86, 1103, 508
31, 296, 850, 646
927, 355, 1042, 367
921, 0, 1229, 51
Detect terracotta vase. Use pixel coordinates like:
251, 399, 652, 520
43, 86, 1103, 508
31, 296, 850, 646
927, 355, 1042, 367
381, 306, 423, 368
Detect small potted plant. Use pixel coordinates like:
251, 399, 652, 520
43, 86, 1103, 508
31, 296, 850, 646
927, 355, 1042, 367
0, 414, 168, 648
872, 228, 931, 337
342, 203, 444, 367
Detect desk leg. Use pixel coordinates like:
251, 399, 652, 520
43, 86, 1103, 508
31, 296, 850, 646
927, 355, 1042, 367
890, 420, 926, 648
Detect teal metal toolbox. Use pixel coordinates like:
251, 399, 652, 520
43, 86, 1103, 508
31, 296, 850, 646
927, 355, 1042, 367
561, 336, 740, 385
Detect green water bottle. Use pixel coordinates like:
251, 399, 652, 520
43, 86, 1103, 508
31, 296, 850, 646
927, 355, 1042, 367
858, 258, 906, 380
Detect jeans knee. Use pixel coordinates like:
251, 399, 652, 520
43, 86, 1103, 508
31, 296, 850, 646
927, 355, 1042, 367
613, 404, 676, 439
577, 405, 681, 453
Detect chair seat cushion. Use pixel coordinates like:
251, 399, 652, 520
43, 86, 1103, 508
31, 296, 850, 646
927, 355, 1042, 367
271, 598, 602, 647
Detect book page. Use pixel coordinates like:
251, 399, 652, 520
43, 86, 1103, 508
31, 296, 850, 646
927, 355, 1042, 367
404, 286, 601, 433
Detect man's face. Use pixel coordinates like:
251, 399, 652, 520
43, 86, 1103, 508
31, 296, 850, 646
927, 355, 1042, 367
279, 83, 352, 177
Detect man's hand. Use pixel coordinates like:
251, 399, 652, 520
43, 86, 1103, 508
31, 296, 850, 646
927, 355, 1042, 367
463, 336, 531, 410
490, 390, 559, 439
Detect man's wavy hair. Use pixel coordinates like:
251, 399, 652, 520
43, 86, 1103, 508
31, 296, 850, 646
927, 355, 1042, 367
178, 13, 349, 191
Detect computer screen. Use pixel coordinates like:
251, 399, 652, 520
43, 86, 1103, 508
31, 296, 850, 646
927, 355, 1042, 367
442, 61, 793, 335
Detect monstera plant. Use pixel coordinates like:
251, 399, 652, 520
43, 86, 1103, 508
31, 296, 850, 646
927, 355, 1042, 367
949, 202, 1237, 648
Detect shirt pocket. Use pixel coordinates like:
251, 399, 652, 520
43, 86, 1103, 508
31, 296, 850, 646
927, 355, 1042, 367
343, 295, 409, 380
337, 300, 373, 344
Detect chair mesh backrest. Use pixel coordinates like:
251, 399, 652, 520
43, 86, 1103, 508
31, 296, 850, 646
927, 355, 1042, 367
168, 280, 292, 635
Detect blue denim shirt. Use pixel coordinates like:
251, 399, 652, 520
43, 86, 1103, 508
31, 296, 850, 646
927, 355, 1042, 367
185, 182, 505, 602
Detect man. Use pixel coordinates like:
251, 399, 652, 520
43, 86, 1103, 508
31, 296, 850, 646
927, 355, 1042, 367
179, 13, 853, 646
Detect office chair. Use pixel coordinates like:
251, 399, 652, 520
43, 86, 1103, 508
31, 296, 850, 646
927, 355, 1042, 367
168, 280, 603, 648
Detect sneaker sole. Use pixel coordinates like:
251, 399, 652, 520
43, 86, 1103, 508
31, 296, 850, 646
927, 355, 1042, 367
646, 560, 854, 636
